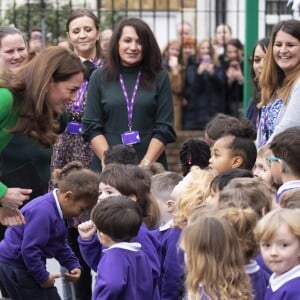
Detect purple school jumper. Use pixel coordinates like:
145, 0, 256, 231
79, 222, 161, 299
264, 265, 300, 300
92, 242, 154, 300
245, 260, 270, 300
0, 191, 80, 284
153, 222, 184, 300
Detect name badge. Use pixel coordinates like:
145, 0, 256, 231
66, 121, 82, 135
121, 131, 140, 145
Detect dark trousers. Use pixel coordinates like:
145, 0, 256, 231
0, 261, 61, 300
67, 228, 92, 300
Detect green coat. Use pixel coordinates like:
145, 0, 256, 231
0, 88, 18, 197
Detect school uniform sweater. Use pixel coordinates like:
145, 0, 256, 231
79, 222, 161, 299
244, 259, 270, 300
0, 191, 80, 284
264, 265, 300, 300
92, 242, 154, 300
153, 222, 184, 300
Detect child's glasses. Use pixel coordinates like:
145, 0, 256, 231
266, 156, 289, 172
266, 156, 280, 166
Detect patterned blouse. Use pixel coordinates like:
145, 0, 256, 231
256, 98, 283, 148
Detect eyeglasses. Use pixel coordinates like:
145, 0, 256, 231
266, 156, 281, 166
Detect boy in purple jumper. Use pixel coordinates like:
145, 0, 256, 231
78, 164, 161, 299
151, 172, 185, 300
254, 208, 300, 300
91, 195, 154, 300
269, 126, 300, 203
0, 161, 100, 300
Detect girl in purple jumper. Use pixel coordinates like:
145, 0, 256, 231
0, 161, 99, 300
180, 215, 253, 299
254, 208, 300, 300
219, 207, 270, 299
78, 164, 161, 300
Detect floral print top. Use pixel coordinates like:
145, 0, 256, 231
256, 98, 283, 148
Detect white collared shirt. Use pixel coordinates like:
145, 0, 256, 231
269, 265, 300, 291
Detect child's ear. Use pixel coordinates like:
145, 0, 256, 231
231, 156, 243, 169
64, 191, 73, 200
280, 160, 289, 173
166, 199, 175, 212
98, 231, 112, 246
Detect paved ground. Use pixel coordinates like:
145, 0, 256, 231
47, 258, 64, 297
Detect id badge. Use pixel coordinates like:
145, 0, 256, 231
121, 131, 140, 145
66, 121, 82, 135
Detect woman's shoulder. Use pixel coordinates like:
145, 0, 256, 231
0, 88, 13, 104
0, 88, 14, 117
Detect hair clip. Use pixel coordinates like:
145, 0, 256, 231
188, 155, 192, 165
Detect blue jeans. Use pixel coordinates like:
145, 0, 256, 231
0, 261, 61, 300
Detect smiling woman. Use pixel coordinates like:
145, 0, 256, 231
0, 26, 28, 71
256, 19, 300, 147
50, 9, 102, 300
0, 46, 85, 224
82, 17, 176, 171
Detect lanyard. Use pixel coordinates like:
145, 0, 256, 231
72, 80, 88, 112
72, 57, 100, 112
119, 71, 141, 130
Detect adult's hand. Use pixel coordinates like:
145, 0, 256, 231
0, 188, 32, 209
0, 207, 25, 226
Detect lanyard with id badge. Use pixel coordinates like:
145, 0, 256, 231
66, 58, 99, 135
120, 71, 141, 145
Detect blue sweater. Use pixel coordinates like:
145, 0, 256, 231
92, 242, 154, 300
0, 191, 80, 284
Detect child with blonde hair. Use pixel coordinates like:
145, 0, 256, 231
218, 207, 269, 299
180, 215, 253, 299
172, 166, 216, 228
254, 208, 300, 299
151, 171, 184, 299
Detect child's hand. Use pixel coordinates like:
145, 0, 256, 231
78, 220, 96, 240
64, 268, 81, 282
40, 274, 61, 288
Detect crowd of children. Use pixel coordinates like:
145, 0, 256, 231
1, 118, 300, 299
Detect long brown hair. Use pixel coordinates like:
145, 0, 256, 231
181, 215, 253, 299
259, 19, 300, 107
1, 46, 85, 146
66, 9, 101, 59
104, 17, 162, 89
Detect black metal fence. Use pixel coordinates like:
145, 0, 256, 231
0, 0, 297, 48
